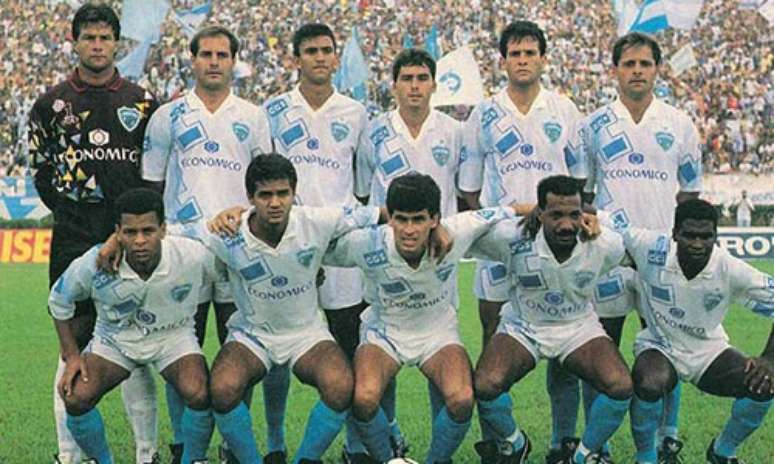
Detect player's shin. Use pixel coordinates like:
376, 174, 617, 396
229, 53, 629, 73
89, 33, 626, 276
121, 365, 158, 463
66, 409, 113, 464
714, 397, 772, 458
165, 382, 185, 447
426, 407, 471, 463
54, 358, 82, 462
263, 365, 290, 453
476, 393, 517, 441
213, 402, 262, 463
658, 382, 681, 443
546, 360, 580, 448
630, 396, 663, 464
352, 407, 394, 461
575, 394, 630, 462
181, 407, 214, 462
294, 400, 348, 461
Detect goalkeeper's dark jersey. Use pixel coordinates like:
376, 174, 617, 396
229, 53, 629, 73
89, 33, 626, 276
28, 69, 158, 242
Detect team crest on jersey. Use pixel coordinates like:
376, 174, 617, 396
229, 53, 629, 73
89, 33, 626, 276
432, 145, 450, 166
296, 248, 316, 268
171, 283, 193, 302
232, 122, 250, 142
436, 264, 455, 282
655, 132, 675, 151
704, 293, 723, 312
574, 271, 595, 289
476, 208, 496, 221
543, 122, 563, 143
117, 106, 142, 132
331, 122, 350, 142
135, 310, 157, 325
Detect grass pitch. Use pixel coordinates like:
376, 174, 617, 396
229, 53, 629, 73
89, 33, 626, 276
1, 261, 773, 463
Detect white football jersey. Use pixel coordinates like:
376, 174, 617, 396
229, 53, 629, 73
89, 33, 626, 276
49, 236, 217, 342
180, 205, 379, 335
142, 92, 272, 223
264, 87, 367, 207
621, 227, 774, 352
324, 208, 512, 331
355, 109, 463, 217
593, 266, 639, 318
458, 87, 586, 207
470, 223, 626, 324
582, 98, 702, 230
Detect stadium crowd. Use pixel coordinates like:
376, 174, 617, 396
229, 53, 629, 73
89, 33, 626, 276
0, 0, 772, 178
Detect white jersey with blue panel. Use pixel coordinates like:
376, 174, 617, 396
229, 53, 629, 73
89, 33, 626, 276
178, 205, 379, 335
469, 223, 626, 324
593, 266, 639, 319
323, 208, 512, 331
264, 87, 367, 207
582, 97, 702, 230
458, 86, 586, 207
142, 91, 272, 224
355, 109, 463, 218
619, 226, 774, 353
49, 236, 217, 342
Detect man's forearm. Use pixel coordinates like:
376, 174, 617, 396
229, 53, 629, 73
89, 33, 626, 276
53, 317, 81, 360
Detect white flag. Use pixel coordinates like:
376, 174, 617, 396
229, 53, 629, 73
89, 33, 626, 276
664, 0, 703, 30
669, 43, 698, 76
431, 46, 485, 107
760, 0, 774, 24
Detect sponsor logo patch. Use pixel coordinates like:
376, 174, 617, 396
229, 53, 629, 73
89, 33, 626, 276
88, 129, 110, 147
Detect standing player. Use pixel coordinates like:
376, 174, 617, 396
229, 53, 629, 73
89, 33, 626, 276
457, 20, 586, 461
51, 189, 216, 464
354, 48, 463, 461
262, 23, 369, 462
327, 173, 512, 463
605, 199, 773, 464
471, 176, 634, 464
27, 4, 159, 463
141, 24, 272, 462
580, 32, 703, 462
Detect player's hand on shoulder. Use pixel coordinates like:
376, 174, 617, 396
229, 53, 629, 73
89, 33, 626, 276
518, 205, 541, 240
579, 211, 601, 242
96, 233, 122, 273
744, 356, 774, 396
429, 223, 453, 262
208, 206, 247, 235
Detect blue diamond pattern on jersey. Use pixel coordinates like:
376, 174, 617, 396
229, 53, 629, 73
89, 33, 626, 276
518, 274, 543, 288
564, 145, 578, 169
596, 277, 623, 301
752, 302, 774, 317
239, 258, 273, 282
678, 158, 698, 184
650, 285, 673, 304
487, 264, 508, 285
178, 123, 206, 151
600, 135, 631, 163
381, 278, 412, 297
114, 298, 140, 317
176, 199, 202, 223
495, 130, 521, 158
280, 123, 306, 147
380, 153, 408, 177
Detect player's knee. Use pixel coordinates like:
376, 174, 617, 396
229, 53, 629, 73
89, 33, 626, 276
210, 376, 244, 413
633, 368, 671, 402
318, 372, 353, 413
474, 371, 506, 401
352, 386, 381, 421
444, 386, 474, 422
179, 380, 210, 411
599, 371, 633, 400
63, 390, 97, 416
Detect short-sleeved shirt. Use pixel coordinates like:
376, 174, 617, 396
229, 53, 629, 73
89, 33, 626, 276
178, 205, 380, 335
355, 109, 463, 217
264, 87, 367, 207
620, 227, 774, 351
470, 223, 626, 324
324, 208, 512, 331
142, 91, 272, 224
583, 98, 702, 230
49, 236, 218, 342
458, 87, 586, 207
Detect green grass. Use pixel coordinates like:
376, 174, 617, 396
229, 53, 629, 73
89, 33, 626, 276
1, 261, 773, 463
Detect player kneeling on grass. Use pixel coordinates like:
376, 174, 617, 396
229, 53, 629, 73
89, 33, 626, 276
603, 199, 774, 464
50, 188, 215, 464
323, 173, 518, 464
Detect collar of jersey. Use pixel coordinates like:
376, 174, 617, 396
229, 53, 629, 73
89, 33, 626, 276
662, 241, 718, 282
242, 207, 298, 251
117, 240, 171, 280
495, 85, 548, 119
290, 85, 339, 115
611, 96, 663, 125
389, 109, 437, 144
534, 226, 585, 264
68, 68, 123, 93
185, 90, 236, 115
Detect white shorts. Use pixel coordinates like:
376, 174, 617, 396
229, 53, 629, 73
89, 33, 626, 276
473, 260, 510, 302
592, 267, 638, 319
359, 307, 462, 367
633, 330, 730, 384
318, 265, 363, 310
497, 306, 609, 363
86, 327, 202, 372
227, 318, 335, 370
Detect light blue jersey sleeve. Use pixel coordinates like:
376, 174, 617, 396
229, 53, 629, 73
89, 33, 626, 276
141, 104, 173, 182
564, 106, 588, 180
49, 247, 100, 320
331, 205, 381, 238
467, 218, 522, 264
443, 207, 515, 255
354, 119, 378, 199
580, 114, 598, 195
323, 228, 372, 268
249, 107, 274, 157
676, 118, 703, 193
458, 103, 485, 193
167, 221, 233, 265
728, 256, 774, 318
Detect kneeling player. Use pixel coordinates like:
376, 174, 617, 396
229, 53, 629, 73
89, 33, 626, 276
471, 176, 634, 464
50, 189, 215, 464
324, 173, 515, 463
610, 199, 774, 464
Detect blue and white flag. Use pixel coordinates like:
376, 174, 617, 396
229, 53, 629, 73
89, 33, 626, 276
430, 46, 484, 107
424, 24, 441, 60
333, 27, 369, 103
117, 38, 153, 79
173, 1, 212, 38
402, 34, 414, 49
669, 42, 698, 76
120, 0, 170, 43
664, 0, 703, 30
628, 0, 669, 34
